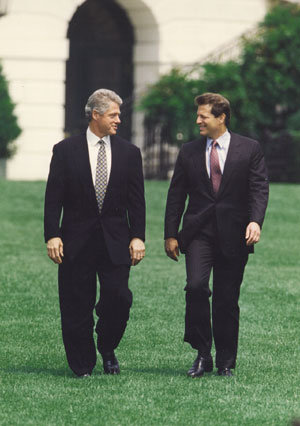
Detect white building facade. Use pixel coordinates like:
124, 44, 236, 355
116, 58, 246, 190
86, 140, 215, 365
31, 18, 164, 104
0, 0, 270, 180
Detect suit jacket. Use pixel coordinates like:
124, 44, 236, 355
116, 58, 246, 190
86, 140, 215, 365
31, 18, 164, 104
164, 132, 269, 256
44, 133, 145, 264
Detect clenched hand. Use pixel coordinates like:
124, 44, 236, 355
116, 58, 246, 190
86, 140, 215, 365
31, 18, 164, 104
129, 238, 145, 266
47, 237, 64, 264
245, 222, 261, 246
165, 237, 180, 261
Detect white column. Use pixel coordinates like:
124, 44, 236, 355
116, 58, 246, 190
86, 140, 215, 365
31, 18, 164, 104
116, 0, 160, 149
0, 10, 69, 180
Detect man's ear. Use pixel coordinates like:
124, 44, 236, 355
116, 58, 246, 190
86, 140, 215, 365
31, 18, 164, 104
91, 109, 98, 120
219, 113, 226, 125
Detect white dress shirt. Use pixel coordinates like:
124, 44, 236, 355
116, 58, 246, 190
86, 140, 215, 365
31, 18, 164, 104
86, 127, 112, 185
206, 130, 231, 177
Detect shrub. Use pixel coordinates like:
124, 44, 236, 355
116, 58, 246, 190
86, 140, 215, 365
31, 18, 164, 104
0, 62, 21, 158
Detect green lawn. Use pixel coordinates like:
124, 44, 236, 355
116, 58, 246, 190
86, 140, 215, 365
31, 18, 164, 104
0, 180, 299, 426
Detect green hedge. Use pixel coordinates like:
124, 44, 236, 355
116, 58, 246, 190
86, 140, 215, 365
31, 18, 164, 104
0, 62, 21, 158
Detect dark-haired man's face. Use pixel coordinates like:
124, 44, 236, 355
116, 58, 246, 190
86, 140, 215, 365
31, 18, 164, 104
196, 104, 226, 139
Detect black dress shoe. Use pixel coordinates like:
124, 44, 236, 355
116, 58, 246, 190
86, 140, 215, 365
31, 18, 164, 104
187, 353, 213, 378
217, 368, 233, 377
101, 351, 120, 375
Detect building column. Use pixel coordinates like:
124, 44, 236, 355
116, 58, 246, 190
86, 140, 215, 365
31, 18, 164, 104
0, 13, 68, 180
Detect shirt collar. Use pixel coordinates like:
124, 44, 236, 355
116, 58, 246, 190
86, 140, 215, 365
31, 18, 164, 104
86, 127, 110, 146
207, 129, 231, 149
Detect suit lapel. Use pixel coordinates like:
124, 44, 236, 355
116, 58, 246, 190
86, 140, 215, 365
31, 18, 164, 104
218, 132, 242, 196
106, 135, 117, 192
191, 138, 215, 196
101, 135, 119, 214
72, 134, 99, 210
192, 138, 210, 183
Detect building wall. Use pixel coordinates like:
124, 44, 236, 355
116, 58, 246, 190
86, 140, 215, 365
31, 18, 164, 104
0, 0, 268, 180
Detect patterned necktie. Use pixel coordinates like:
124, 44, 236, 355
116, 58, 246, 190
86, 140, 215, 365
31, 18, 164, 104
95, 140, 107, 213
210, 140, 222, 194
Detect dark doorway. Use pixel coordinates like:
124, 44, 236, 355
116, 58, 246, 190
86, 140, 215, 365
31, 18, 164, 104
65, 0, 134, 140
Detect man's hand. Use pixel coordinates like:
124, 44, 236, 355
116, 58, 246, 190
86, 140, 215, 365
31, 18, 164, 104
245, 222, 261, 246
165, 237, 180, 261
129, 238, 145, 266
47, 237, 64, 264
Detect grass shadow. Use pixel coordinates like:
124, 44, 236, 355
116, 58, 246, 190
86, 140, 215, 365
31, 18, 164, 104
1, 366, 72, 378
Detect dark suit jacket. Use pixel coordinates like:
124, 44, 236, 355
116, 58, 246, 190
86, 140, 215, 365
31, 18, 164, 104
164, 132, 269, 256
44, 133, 145, 264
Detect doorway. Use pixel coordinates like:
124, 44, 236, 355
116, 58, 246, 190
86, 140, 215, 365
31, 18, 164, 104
65, 0, 134, 140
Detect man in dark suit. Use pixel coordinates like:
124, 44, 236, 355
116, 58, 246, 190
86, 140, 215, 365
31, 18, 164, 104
44, 88, 145, 378
164, 93, 269, 377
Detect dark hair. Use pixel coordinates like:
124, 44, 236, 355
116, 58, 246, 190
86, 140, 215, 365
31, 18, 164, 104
194, 92, 231, 126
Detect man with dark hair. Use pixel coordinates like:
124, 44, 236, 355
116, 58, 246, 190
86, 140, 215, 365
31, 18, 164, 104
195, 93, 231, 127
44, 88, 145, 378
164, 92, 269, 377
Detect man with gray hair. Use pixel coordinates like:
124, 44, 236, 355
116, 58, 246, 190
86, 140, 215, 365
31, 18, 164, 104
44, 88, 146, 377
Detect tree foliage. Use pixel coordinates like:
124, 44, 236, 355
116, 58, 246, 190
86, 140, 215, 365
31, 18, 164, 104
0, 62, 21, 158
139, 1, 300, 181
139, 69, 205, 144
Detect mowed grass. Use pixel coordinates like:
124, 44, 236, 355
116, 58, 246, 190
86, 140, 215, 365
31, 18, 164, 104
0, 180, 299, 426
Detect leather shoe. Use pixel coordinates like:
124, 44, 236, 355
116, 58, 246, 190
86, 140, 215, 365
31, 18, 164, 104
217, 367, 233, 377
187, 353, 213, 378
101, 351, 120, 375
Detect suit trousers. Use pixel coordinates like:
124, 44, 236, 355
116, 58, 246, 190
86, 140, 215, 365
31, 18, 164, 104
184, 232, 248, 369
58, 229, 132, 376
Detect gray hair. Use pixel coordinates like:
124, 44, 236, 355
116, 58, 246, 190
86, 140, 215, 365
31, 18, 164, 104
85, 89, 123, 121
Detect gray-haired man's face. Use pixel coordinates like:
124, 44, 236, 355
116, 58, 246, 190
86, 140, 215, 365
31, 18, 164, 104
91, 102, 121, 138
